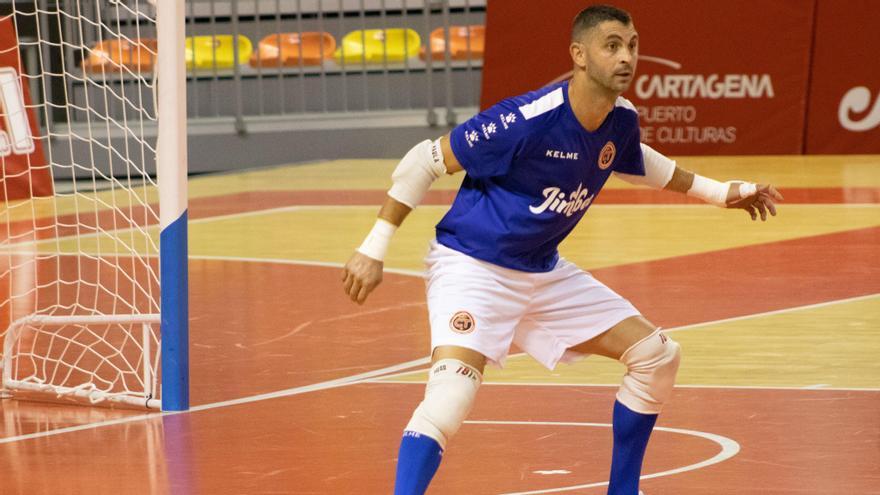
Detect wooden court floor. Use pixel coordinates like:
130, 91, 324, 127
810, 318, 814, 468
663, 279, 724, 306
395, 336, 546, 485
0, 155, 878, 494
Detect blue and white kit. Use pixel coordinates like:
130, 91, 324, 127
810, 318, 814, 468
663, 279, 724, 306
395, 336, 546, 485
428, 80, 646, 367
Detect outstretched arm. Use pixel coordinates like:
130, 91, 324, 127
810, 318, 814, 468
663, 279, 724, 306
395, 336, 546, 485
342, 135, 462, 305
614, 143, 784, 221
662, 166, 783, 221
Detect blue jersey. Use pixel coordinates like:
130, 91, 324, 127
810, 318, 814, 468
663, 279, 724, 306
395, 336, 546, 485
437, 80, 645, 272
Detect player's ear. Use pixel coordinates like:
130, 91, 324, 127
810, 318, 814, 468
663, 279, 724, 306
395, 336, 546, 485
569, 41, 587, 69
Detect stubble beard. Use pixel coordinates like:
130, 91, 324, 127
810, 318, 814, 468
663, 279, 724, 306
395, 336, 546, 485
588, 66, 627, 98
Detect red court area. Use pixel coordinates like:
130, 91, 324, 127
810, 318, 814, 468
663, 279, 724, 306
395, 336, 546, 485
0, 185, 878, 494
1, 253, 877, 493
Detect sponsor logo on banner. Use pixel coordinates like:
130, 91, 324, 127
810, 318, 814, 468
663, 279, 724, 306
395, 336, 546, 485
634, 73, 775, 99
0, 16, 53, 199
529, 182, 595, 217
632, 56, 774, 146
838, 86, 880, 132
598, 141, 616, 169
449, 311, 475, 334
0, 67, 36, 157
545, 56, 776, 148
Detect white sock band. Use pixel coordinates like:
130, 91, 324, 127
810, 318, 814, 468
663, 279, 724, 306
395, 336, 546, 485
616, 329, 681, 414
356, 218, 397, 261
404, 359, 482, 450
387, 138, 447, 209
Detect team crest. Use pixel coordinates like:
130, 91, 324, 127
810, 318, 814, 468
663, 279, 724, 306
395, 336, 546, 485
598, 141, 616, 170
449, 311, 475, 334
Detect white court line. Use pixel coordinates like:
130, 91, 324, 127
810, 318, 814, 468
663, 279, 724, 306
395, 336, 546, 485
11, 200, 878, 251
190, 255, 879, 329
16, 252, 877, 332
662, 292, 880, 334
188, 204, 328, 225
0, 259, 875, 445
0, 256, 427, 446
365, 292, 880, 390
592, 203, 880, 209
3, 204, 377, 251
190, 255, 423, 277
370, 379, 880, 393
471, 420, 740, 495
0, 356, 431, 445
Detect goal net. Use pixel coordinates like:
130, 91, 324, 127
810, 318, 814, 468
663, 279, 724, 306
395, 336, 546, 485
0, 0, 188, 410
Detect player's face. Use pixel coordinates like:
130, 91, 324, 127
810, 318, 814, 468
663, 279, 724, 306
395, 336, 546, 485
581, 21, 639, 93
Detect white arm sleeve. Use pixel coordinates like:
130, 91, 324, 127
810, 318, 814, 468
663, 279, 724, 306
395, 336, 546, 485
612, 143, 758, 207
387, 138, 447, 209
613, 143, 676, 189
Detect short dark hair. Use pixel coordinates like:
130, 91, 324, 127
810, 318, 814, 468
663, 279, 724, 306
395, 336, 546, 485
571, 5, 633, 41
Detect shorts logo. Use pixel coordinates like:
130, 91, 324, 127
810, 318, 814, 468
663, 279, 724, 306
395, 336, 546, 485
449, 311, 475, 334
659, 332, 668, 344
598, 141, 616, 170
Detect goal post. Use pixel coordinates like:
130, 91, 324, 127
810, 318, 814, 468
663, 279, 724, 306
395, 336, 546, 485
156, 0, 189, 412
0, 0, 189, 411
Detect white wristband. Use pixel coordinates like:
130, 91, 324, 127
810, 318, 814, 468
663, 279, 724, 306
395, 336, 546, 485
688, 175, 758, 207
357, 219, 397, 261
687, 175, 728, 207
735, 181, 758, 199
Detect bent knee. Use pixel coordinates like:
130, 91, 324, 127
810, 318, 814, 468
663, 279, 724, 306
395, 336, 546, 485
617, 330, 681, 414
405, 359, 482, 449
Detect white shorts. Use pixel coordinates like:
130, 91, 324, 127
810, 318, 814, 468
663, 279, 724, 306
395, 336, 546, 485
425, 241, 641, 370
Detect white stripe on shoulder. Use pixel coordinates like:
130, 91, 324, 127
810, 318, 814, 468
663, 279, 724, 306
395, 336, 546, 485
615, 96, 638, 113
518, 87, 564, 120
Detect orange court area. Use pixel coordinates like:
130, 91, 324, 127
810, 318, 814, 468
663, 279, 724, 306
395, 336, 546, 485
0, 155, 878, 494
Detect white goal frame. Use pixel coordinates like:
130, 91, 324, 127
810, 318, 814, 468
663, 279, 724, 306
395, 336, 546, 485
0, 0, 189, 411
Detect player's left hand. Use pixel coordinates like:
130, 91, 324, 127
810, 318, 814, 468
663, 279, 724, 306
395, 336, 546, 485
725, 182, 784, 221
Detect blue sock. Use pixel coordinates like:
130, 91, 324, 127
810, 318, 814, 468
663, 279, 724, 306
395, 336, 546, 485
394, 431, 443, 495
608, 400, 658, 495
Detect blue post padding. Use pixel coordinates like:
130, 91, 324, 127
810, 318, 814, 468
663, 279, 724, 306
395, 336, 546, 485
160, 210, 189, 411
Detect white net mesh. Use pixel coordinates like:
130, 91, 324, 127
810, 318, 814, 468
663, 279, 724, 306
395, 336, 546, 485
0, 1, 163, 409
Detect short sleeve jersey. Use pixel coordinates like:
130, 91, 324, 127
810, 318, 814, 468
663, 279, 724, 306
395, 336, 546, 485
437, 80, 645, 272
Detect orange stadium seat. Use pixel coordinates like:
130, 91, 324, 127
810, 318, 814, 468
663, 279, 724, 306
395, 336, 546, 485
250, 32, 336, 67
334, 28, 421, 64
421, 25, 485, 61
82, 38, 158, 73
185, 35, 253, 70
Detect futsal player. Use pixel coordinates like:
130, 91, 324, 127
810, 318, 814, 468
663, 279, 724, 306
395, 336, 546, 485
342, 5, 783, 494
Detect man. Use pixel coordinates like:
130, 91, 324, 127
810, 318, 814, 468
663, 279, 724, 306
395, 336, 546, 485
342, 5, 782, 494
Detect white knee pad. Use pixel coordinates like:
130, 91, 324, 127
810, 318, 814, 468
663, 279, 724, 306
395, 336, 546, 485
404, 359, 482, 449
616, 329, 681, 414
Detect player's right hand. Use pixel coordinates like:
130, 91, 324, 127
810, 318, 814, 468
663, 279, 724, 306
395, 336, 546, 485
342, 251, 384, 305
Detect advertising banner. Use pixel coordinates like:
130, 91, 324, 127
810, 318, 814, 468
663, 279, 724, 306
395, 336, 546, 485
0, 15, 52, 200
805, 0, 880, 154
481, 0, 815, 155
